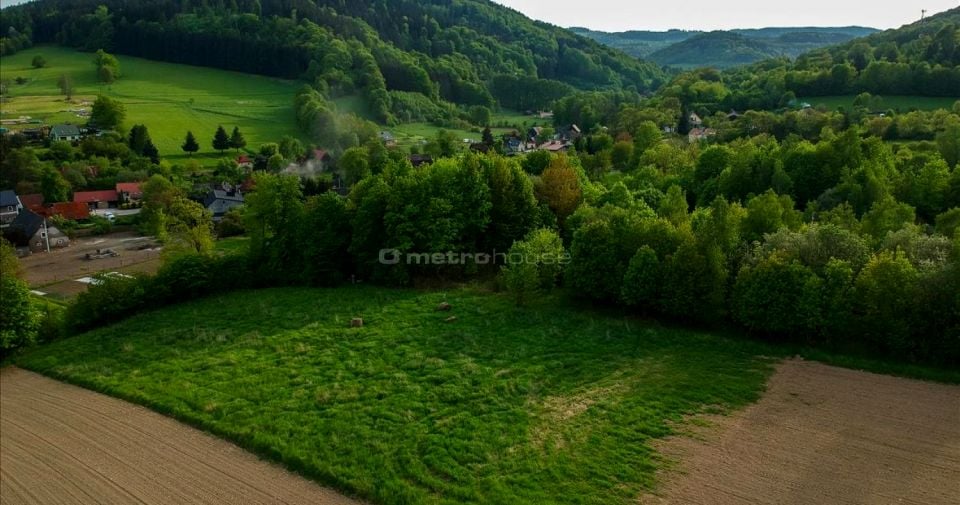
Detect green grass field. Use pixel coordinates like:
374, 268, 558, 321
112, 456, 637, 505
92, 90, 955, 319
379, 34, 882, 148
804, 95, 959, 112
0, 45, 306, 163
16, 286, 780, 505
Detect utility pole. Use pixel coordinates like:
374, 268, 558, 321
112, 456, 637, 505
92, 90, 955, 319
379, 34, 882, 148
43, 218, 51, 253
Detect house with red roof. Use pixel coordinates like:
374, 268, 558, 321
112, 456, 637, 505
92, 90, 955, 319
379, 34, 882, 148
49, 202, 91, 220
116, 182, 143, 203
19, 193, 45, 213
74, 190, 118, 209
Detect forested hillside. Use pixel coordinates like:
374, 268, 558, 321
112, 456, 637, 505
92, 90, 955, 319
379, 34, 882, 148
572, 26, 878, 68
720, 7, 960, 108
0, 0, 665, 123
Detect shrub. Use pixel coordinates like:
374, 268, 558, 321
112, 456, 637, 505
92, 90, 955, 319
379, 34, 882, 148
216, 208, 246, 238
66, 274, 149, 333
0, 275, 41, 357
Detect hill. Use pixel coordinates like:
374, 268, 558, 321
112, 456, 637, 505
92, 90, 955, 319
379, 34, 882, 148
0, 45, 305, 162
572, 26, 877, 68
648, 31, 780, 69
713, 7, 960, 110
0, 0, 667, 123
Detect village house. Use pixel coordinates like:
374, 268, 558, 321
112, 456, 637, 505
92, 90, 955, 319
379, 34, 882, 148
236, 154, 254, 169
537, 140, 570, 152
527, 126, 543, 143
559, 124, 581, 142
17, 194, 90, 220
0, 189, 23, 229
688, 127, 717, 143
3, 209, 70, 253
116, 182, 143, 204
202, 183, 244, 221
18, 193, 44, 213
504, 137, 526, 156
74, 190, 119, 210
409, 154, 433, 167
688, 113, 703, 128
379, 131, 397, 147
49, 124, 82, 142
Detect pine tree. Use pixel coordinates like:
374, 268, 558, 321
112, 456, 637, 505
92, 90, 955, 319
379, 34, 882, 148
482, 127, 494, 146
212, 125, 230, 153
143, 139, 160, 164
182, 131, 200, 154
128, 124, 150, 154
229, 126, 247, 152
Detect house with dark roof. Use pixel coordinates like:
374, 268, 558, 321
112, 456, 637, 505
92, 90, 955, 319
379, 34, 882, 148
2, 209, 69, 253
50, 124, 82, 142
0, 189, 22, 229
559, 124, 581, 142
379, 131, 396, 147
74, 190, 119, 209
688, 113, 703, 128
202, 184, 244, 221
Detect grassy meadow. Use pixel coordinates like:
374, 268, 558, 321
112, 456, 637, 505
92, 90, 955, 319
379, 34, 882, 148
0, 45, 307, 163
17, 286, 780, 505
804, 94, 959, 112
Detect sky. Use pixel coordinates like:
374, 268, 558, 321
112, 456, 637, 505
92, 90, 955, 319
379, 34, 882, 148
493, 0, 960, 32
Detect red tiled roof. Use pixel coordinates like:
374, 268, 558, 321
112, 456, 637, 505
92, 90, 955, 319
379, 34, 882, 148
73, 190, 118, 203
19, 193, 44, 208
116, 182, 142, 194
50, 202, 90, 220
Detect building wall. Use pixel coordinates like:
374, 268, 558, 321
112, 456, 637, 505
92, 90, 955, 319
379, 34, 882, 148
29, 226, 69, 253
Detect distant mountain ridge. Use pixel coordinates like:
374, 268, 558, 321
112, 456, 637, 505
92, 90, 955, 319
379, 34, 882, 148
570, 26, 878, 69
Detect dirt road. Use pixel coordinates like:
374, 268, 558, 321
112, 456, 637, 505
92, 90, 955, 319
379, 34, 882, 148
642, 359, 960, 505
0, 367, 362, 505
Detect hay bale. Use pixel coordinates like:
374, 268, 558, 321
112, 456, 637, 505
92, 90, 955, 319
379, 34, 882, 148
436, 302, 452, 312
350, 318, 363, 328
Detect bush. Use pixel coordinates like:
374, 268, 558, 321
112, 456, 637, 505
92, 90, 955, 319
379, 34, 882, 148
66, 274, 149, 333
0, 275, 41, 357
90, 215, 113, 235
216, 208, 246, 238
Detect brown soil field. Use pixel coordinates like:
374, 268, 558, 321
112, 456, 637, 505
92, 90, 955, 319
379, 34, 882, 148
641, 359, 960, 505
0, 367, 363, 505
20, 231, 162, 300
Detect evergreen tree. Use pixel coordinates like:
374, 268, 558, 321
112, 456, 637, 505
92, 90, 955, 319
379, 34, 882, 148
212, 125, 230, 153
482, 127, 494, 146
128, 124, 151, 154
182, 131, 200, 154
229, 126, 247, 152
142, 139, 160, 164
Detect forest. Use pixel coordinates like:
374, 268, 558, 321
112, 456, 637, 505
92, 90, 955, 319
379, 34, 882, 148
1, 3, 959, 369
0, 0, 665, 126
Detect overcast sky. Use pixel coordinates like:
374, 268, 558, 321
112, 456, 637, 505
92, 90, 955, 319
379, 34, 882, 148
493, 1, 959, 31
